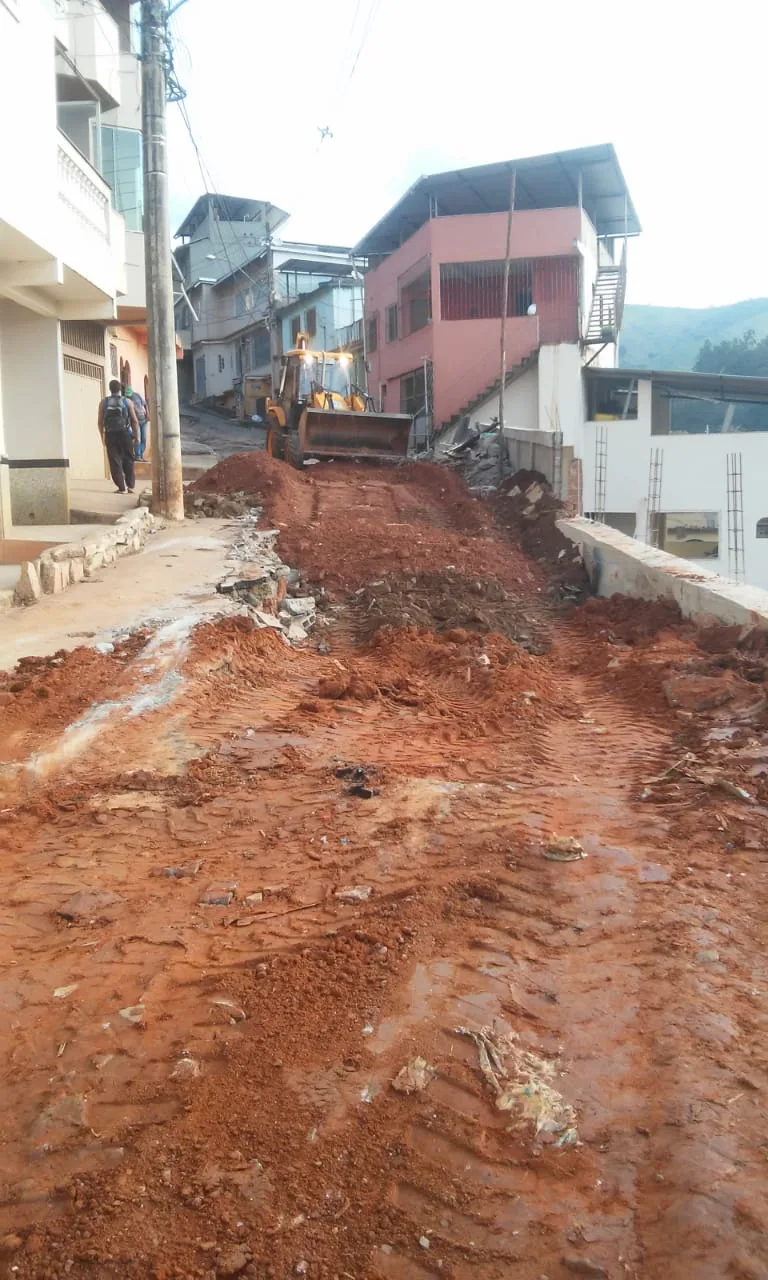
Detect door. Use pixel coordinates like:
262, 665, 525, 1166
63, 355, 108, 480
195, 355, 206, 399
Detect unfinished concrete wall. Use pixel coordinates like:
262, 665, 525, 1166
559, 516, 768, 625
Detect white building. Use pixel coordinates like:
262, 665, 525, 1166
0, 0, 148, 533
466, 344, 768, 590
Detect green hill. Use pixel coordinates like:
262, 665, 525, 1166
620, 298, 768, 370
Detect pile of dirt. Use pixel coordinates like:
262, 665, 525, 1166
186, 451, 300, 496
575, 593, 685, 645
0, 634, 149, 757
351, 570, 548, 650
492, 469, 589, 593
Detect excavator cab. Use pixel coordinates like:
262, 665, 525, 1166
266, 334, 412, 467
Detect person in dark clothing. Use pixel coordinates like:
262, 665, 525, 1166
98, 379, 139, 493
125, 384, 150, 459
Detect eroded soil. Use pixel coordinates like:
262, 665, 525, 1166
1, 462, 768, 1280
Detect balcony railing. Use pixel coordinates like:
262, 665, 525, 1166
337, 318, 363, 347
57, 132, 110, 241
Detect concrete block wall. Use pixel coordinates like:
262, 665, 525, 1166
12, 507, 155, 608
559, 516, 768, 626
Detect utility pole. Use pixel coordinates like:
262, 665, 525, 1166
142, 0, 184, 520
497, 168, 517, 435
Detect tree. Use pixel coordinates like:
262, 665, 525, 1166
694, 329, 768, 377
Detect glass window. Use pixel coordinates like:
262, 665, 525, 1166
100, 126, 143, 232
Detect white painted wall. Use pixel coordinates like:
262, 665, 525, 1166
60, 0, 121, 107
581, 384, 768, 589
0, 0, 59, 261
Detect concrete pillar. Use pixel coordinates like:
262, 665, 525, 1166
0, 300, 69, 525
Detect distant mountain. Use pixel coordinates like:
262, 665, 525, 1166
620, 298, 768, 371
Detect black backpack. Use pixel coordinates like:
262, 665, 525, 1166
103, 395, 128, 434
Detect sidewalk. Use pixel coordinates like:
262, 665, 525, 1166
0, 518, 235, 669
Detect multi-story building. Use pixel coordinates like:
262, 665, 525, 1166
355, 144, 639, 437
276, 277, 365, 385
0, 0, 149, 533
173, 194, 360, 414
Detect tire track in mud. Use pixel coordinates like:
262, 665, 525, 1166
3, 468, 768, 1276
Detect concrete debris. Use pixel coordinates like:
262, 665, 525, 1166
119, 1005, 145, 1024
391, 1057, 436, 1094
200, 883, 237, 906
213, 510, 315, 647
543, 836, 586, 862
334, 885, 371, 904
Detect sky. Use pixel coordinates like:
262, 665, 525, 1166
167, 0, 767, 310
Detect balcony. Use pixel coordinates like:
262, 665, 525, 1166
337, 318, 362, 348
57, 130, 125, 309
56, 0, 121, 108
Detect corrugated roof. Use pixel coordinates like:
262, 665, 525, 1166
174, 194, 288, 240
354, 144, 640, 257
587, 366, 768, 401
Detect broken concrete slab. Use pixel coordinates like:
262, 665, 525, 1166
14, 561, 42, 605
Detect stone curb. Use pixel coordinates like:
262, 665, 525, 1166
12, 508, 156, 607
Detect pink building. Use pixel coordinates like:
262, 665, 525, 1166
354, 144, 640, 434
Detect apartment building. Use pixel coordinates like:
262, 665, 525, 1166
276, 277, 365, 386
173, 195, 360, 414
355, 144, 639, 436
0, 0, 149, 532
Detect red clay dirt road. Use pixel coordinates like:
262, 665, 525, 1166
0, 459, 767, 1280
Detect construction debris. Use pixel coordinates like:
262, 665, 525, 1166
391, 1057, 436, 1094
455, 1024, 578, 1144
543, 836, 587, 862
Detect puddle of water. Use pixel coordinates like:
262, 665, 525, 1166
639, 862, 670, 883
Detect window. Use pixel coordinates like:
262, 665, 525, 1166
109, 343, 118, 377
386, 304, 399, 343
654, 512, 719, 560
59, 101, 102, 168
236, 291, 248, 318
290, 316, 302, 344
439, 257, 578, 336
757, 519, 768, 540
100, 126, 143, 232
218, 354, 225, 373
305, 307, 317, 337
588, 376, 638, 421
400, 269, 431, 336
250, 330, 270, 369
400, 367, 426, 417
366, 315, 378, 353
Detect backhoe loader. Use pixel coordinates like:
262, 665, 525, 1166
265, 334, 412, 467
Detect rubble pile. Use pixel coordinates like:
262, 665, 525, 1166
493, 470, 590, 596
216, 511, 319, 646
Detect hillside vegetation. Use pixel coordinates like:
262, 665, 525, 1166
620, 298, 768, 370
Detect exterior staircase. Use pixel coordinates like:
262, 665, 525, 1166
437, 352, 538, 437
586, 244, 627, 345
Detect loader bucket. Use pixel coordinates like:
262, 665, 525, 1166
301, 408, 412, 461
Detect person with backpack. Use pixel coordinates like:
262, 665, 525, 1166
98, 379, 140, 494
125, 383, 149, 460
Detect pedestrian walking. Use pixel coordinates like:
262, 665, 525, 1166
125, 383, 150, 460
98, 379, 139, 494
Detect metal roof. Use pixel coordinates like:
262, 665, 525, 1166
587, 366, 768, 402
174, 195, 289, 240
354, 144, 640, 257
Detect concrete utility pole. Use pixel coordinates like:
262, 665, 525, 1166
497, 168, 517, 437
141, 0, 184, 520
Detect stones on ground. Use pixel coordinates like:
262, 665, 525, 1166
662, 673, 735, 712
561, 1257, 608, 1278
56, 888, 123, 922
39, 558, 69, 594
244, 892, 264, 906
418, 1236, 431, 1250
200, 882, 237, 906
52, 984, 78, 999
14, 561, 42, 605
335, 885, 371, 904
543, 836, 586, 862
210, 998, 247, 1023
216, 1246, 251, 1276
391, 1057, 436, 1094
696, 949, 721, 964
119, 1005, 145, 1024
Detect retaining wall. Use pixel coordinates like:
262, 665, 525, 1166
11, 508, 156, 608
558, 516, 768, 626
